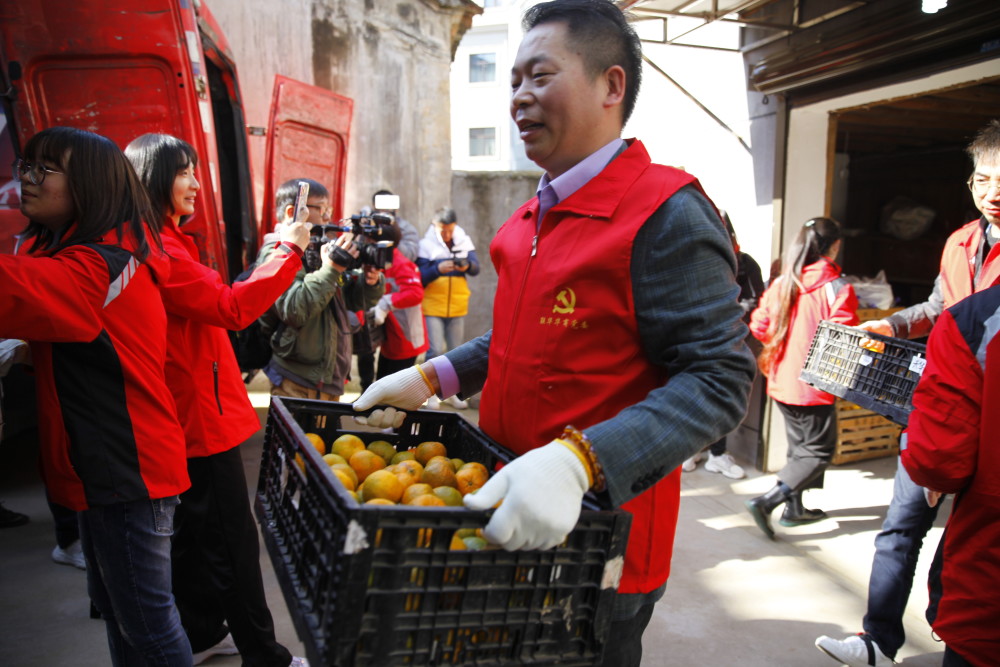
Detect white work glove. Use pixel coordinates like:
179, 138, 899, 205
352, 366, 434, 429
369, 294, 393, 326
0, 339, 30, 377
464, 441, 589, 551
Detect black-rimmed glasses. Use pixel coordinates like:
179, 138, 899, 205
12, 158, 64, 186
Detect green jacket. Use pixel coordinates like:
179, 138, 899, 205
259, 243, 384, 390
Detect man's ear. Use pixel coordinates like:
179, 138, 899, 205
282, 204, 295, 223
603, 65, 626, 109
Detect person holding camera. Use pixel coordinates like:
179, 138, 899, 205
417, 207, 480, 409
367, 223, 429, 380
259, 178, 384, 402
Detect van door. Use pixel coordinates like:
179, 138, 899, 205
262, 75, 353, 233
0, 0, 229, 276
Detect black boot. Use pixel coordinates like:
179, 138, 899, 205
744, 484, 788, 540
779, 491, 827, 526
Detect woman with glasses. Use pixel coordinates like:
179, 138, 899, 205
745, 217, 859, 540
2, 126, 194, 665
125, 133, 310, 667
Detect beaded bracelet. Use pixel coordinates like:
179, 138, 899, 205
560, 425, 607, 492
415, 364, 437, 396
555, 439, 594, 488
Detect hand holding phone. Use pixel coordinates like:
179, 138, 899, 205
292, 181, 310, 222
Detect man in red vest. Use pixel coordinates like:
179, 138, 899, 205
355, 1, 755, 663
817, 119, 1000, 667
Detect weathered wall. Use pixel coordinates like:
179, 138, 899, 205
206, 0, 478, 232
450, 170, 540, 340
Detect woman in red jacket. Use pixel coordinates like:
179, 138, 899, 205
746, 217, 859, 539
369, 242, 429, 379
1, 127, 192, 665
126, 134, 309, 667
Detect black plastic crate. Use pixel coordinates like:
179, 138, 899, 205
255, 397, 631, 666
800, 321, 927, 426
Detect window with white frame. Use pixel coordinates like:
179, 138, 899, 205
469, 53, 496, 83
469, 128, 496, 157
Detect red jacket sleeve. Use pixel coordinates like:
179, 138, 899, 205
901, 310, 981, 493
159, 235, 300, 330
388, 259, 425, 309
829, 283, 860, 326
0, 247, 111, 342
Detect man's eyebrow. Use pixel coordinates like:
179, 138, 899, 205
512, 55, 550, 74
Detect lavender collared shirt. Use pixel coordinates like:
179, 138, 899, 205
429, 138, 627, 398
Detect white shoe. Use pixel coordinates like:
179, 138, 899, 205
705, 453, 746, 479
52, 541, 86, 570
192, 633, 239, 665
425, 395, 441, 409
445, 395, 468, 410
681, 453, 703, 472
815, 634, 893, 666
290, 658, 310, 667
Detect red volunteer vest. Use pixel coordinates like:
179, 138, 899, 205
940, 219, 1000, 307
479, 140, 703, 593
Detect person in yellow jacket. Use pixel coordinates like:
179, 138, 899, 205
417, 207, 479, 409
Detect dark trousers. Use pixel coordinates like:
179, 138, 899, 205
358, 351, 376, 392
172, 446, 291, 666
376, 354, 418, 380
599, 600, 656, 667
49, 499, 79, 548
775, 401, 836, 491
942, 646, 974, 667
863, 459, 941, 659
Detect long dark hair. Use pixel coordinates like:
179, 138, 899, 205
758, 216, 842, 374
20, 126, 158, 260
125, 133, 199, 230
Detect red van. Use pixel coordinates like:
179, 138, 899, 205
0, 0, 352, 282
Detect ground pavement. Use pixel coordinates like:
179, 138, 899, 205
0, 376, 947, 666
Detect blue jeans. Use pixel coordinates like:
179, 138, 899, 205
80, 497, 192, 667
424, 315, 465, 360
863, 459, 941, 659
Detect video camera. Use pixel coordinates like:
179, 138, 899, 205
312, 193, 400, 271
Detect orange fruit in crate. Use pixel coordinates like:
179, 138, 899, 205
421, 458, 458, 489
360, 469, 404, 503
367, 440, 397, 464
331, 467, 356, 492
365, 498, 395, 506
461, 461, 489, 477
350, 450, 386, 483
455, 466, 487, 496
415, 441, 447, 465
432, 486, 463, 507
322, 453, 347, 467
304, 433, 326, 455
332, 434, 366, 461
330, 463, 358, 488
408, 494, 446, 507
450, 458, 465, 472
402, 483, 434, 504
395, 459, 423, 481
449, 533, 467, 550
391, 450, 416, 465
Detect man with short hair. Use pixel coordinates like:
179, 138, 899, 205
816, 119, 1000, 666
353, 1, 755, 663
259, 178, 383, 402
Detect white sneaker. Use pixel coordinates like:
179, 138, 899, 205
705, 453, 746, 479
681, 453, 702, 472
425, 395, 441, 409
815, 634, 893, 666
52, 541, 86, 570
290, 658, 310, 667
445, 395, 468, 410
192, 633, 239, 665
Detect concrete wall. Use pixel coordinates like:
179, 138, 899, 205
206, 0, 478, 233
449, 170, 541, 340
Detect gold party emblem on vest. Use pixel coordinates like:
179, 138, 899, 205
553, 287, 576, 314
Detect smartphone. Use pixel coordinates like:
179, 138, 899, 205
292, 181, 310, 222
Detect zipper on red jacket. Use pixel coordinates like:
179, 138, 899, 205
213, 362, 223, 415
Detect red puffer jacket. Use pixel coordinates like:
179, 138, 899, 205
901, 285, 1000, 667
750, 258, 859, 405
158, 218, 300, 457
379, 247, 428, 360
0, 232, 189, 510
